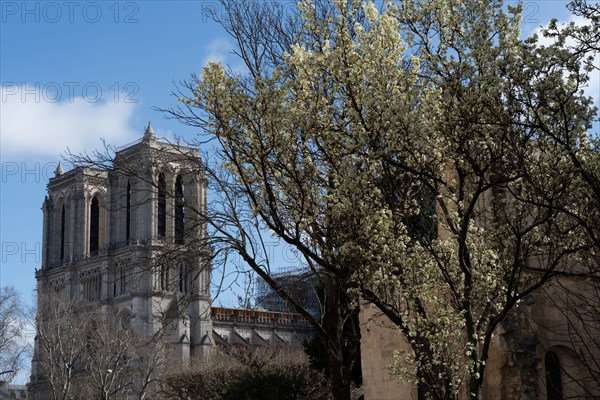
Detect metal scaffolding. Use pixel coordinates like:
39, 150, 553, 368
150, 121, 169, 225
254, 267, 321, 319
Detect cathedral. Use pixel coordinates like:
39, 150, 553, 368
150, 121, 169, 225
28, 124, 312, 399
28, 123, 599, 400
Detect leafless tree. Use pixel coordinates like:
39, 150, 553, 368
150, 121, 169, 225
32, 290, 89, 400
32, 289, 167, 400
0, 286, 29, 387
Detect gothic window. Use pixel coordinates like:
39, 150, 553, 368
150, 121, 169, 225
90, 197, 100, 255
157, 173, 166, 239
178, 264, 189, 293
126, 180, 131, 242
113, 264, 129, 297
405, 185, 437, 244
82, 270, 101, 302
60, 204, 66, 261
179, 265, 184, 293
160, 264, 170, 290
546, 351, 563, 400
175, 175, 185, 244
376, 173, 437, 244
121, 266, 128, 294
97, 272, 102, 300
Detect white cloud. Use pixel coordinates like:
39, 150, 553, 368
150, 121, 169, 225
0, 85, 138, 160
203, 36, 236, 65
201, 36, 246, 73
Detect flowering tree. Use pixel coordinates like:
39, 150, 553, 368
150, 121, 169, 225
166, 0, 597, 399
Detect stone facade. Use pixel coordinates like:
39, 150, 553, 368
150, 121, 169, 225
359, 165, 600, 400
28, 124, 312, 399
359, 277, 600, 400
0, 384, 28, 400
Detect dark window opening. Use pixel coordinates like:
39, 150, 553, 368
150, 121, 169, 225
160, 265, 169, 290
90, 197, 99, 255
179, 265, 184, 292
60, 204, 66, 261
126, 180, 131, 242
407, 186, 437, 243
179, 264, 189, 293
121, 267, 127, 294
175, 175, 185, 244
378, 171, 437, 244
546, 351, 563, 400
157, 174, 166, 239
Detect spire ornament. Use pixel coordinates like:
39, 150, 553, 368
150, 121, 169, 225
143, 121, 156, 141
55, 162, 64, 176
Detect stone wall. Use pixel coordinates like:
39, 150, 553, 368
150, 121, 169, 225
360, 280, 600, 400
359, 301, 416, 400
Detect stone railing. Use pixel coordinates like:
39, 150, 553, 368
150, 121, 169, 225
211, 306, 311, 328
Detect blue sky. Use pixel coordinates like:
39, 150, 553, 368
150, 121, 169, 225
0, 1, 240, 305
0, 0, 597, 311
0, 0, 598, 386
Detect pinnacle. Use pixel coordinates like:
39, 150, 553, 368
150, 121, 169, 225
144, 121, 156, 140
55, 162, 64, 176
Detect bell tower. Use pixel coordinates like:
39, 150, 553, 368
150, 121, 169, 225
41, 163, 108, 271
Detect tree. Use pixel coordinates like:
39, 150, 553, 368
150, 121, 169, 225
544, 0, 599, 66
165, 0, 598, 399
77, 311, 167, 400
532, 3, 600, 394
32, 289, 166, 400
32, 290, 89, 400
0, 286, 29, 387
532, 276, 600, 398
79, 313, 138, 400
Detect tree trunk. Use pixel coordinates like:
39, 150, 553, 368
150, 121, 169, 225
323, 272, 351, 400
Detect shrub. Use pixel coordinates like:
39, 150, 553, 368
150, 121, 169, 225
161, 350, 329, 400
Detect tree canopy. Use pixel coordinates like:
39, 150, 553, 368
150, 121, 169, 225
166, 0, 598, 399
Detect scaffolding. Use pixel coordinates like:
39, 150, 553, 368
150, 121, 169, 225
254, 266, 321, 319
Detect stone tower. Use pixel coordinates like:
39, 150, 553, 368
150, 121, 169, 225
29, 124, 213, 395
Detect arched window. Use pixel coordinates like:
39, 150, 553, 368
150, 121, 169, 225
175, 175, 185, 244
90, 197, 100, 255
157, 173, 166, 239
160, 264, 169, 291
120, 266, 128, 294
113, 266, 117, 297
546, 351, 563, 400
126, 180, 131, 242
60, 204, 66, 261
178, 264, 189, 293
113, 263, 128, 297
